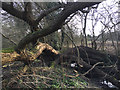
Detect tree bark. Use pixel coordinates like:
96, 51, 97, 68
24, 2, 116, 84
14, 2, 100, 53
57, 53, 120, 88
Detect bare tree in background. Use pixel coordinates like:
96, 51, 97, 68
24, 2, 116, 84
1, 1, 101, 53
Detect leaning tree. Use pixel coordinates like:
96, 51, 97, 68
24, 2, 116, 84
1, 1, 102, 63
2, 1, 120, 88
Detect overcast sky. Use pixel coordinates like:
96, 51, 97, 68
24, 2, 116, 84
85, 0, 118, 36
68, 0, 119, 36
1, 0, 119, 36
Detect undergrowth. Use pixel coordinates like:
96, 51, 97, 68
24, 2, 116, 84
2, 47, 88, 89
2, 61, 88, 89
2, 47, 14, 53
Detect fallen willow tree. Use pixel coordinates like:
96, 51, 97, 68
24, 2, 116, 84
33, 44, 120, 88
54, 46, 120, 88
2, 42, 120, 88
2, 42, 59, 65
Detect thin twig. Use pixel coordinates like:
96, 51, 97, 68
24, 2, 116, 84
62, 30, 81, 62
0, 32, 17, 45
21, 75, 54, 80
22, 82, 35, 89
82, 62, 103, 76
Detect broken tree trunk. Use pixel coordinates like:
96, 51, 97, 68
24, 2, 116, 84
79, 57, 120, 88
56, 54, 120, 88
55, 46, 120, 88
64, 46, 118, 64
2, 43, 120, 88
2, 42, 59, 65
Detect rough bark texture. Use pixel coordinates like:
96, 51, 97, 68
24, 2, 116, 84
15, 2, 100, 53
1, 2, 101, 53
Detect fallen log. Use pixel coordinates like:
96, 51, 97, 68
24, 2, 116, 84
56, 55, 120, 88
2, 44, 120, 88
2, 52, 20, 65
2, 42, 59, 65
64, 46, 119, 65
83, 58, 103, 65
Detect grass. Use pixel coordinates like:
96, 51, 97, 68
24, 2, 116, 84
2, 62, 88, 89
2, 47, 88, 88
2, 47, 15, 53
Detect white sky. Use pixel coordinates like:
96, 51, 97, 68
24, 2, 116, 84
86, 0, 118, 36
1, 0, 119, 36
69, 0, 119, 36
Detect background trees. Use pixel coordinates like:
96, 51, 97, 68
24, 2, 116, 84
1, 1, 100, 53
1, 0, 120, 56
1, 1, 120, 89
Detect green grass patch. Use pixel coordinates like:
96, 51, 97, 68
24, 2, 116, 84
2, 47, 14, 53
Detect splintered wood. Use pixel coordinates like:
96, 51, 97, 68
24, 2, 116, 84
2, 42, 59, 65
2, 52, 20, 65
34, 42, 59, 58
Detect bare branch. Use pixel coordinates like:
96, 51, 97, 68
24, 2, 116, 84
0, 33, 17, 46
15, 2, 102, 53
1, 2, 24, 20
24, 2, 33, 21
63, 13, 76, 25
82, 62, 103, 76
35, 4, 62, 24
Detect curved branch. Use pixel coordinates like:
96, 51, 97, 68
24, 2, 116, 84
0, 33, 17, 45
82, 62, 103, 76
15, 2, 101, 53
1, 2, 62, 29
1, 2, 33, 26
1, 2, 24, 20
35, 4, 62, 24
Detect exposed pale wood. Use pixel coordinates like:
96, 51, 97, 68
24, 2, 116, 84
2, 52, 20, 65
2, 42, 59, 65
